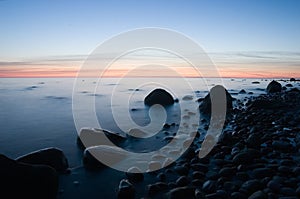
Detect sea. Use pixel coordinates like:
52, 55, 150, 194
0, 77, 273, 166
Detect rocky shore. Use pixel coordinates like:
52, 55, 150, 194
116, 80, 300, 199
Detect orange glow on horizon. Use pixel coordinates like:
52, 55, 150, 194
0, 64, 299, 79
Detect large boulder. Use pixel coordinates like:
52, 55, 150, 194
16, 147, 68, 173
199, 85, 233, 115
77, 128, 126, 149
83, 145, 127, 169
144, 88, 174, 106
266, 80, 282, 93
0, 154, 58, 199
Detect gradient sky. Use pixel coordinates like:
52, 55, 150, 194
0, 0, 300, 78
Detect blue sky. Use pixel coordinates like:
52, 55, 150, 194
0, 0, 299, 77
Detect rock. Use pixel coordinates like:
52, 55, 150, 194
117, 179, 135, 199
157, 172, 166, 182
167, 187, 195, 199
266, 80, 282, 93
192, 171, 205, 180
83, 145, 127, 169
231, 192, 247, 199
174, 165, 189, 175
191, 163, 209, 172
240, 179, 262, 194
248, 190, 267, 199
232, 149, 260, 165
286, 84, 293, 87
176, 176, 189, 187
272, 141, 293, 152
280, 187, 296, 196
16, 147, 68, 172
246, 134, 262, 148
148, 161, 162, 171
202, 180, 216, 193
182, 95, 193, 101
195, 189, 205, 199
218, 167, 236, 178
252, 81, 260, 84
278, 166, 291, 174
192, 179, 203, 187
0, 154, 58, 199
199, 85, 233, 115
126, 167, 144, 182
205, 192, 225, 199
223, 181, 238, 192
144, 88, 174, 106
289, 87, 300, 93
296, 186, 300, 197
252, 168, 274, 178
77, 128, 126, 149
267, 180, 281, 192
147, 182, 168, 196
290, 78, 296, 81
239, 89, 246, 94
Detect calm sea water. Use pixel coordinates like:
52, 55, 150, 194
0, 77, 272, 166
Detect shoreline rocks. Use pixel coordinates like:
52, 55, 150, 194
0, 154, 58, 199
16, 147, 69, 173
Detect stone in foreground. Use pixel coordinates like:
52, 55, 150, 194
16, 147, 68, 172
0, 154, 58, 199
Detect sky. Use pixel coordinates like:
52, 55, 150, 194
0, 0, 300, 78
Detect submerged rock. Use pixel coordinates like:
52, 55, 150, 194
83, 145, 127, 169
147, 182, 168, 196
266, 80, 282, 93
16, 147, 68, 172
77, 128, 126, 149
0, 154, 58, 199
144, 88, 174, 106
239, 89, 246, 94
167, 186, 195, 199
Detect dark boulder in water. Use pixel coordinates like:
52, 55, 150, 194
0, 154, 58, 199
266, 80, 282, 93
144, 88, 174, 106
16, 147, 68, 173
83, 145, 127, 170
290, 78, 296, 81
239, 89, 246, 94
199, 85, 233, 115
77, 128, 126, 149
